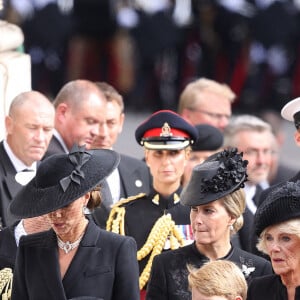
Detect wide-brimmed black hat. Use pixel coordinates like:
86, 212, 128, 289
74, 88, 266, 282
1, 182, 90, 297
9, 145, 120, 219
192, 124, 223, 151
255, 181, 300, 237
135, 110, 198, 150
180, 148, 248, 206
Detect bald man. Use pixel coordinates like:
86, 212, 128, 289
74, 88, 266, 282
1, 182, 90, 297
44, 79, 107, 157
0, 91, 55, 227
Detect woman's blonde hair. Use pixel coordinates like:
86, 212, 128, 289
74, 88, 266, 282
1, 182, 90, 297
222, 188, 246, 234
257, 218, 300, 254
188, 260, 247, 300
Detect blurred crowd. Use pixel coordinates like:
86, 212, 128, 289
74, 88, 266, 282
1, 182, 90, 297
2, 0, 300, 113
3, 1, 300, 299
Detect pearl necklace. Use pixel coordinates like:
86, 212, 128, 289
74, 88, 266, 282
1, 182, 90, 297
57, 234, 83, 254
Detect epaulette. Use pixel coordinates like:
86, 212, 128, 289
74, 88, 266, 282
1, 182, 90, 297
111, 193, 146, 208
106, 193, 146, 234
0, 267, 13, 297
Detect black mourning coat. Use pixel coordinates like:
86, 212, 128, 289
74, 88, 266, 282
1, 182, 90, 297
146, 242, 273, 300
247, 274, 300, 300
12, 221, 140, 300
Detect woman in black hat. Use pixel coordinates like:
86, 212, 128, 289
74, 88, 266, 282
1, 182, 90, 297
247, 181, 300, 300
106, 110, 198, 296
146, 148, 273, 300
9, 145, 140, 300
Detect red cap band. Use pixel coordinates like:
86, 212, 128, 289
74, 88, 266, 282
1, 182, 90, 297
143, 128, 190, 138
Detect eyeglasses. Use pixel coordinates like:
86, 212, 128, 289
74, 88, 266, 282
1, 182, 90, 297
189, 108, 231, 121
242, 148, 273, 157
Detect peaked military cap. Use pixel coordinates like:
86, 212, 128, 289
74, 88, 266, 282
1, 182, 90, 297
281, 97, 300, 129
135, 110, 198, 150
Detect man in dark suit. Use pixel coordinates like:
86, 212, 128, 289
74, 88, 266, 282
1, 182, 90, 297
250, 97, 300, 255
251, 98, 300, 209
256, 98, 300, 204
259, 109, 297, 185
90, 82, 152, 228
223, 114, 274, 252
43, 79, 107, 157
44, 81, 151, 228
0, 91, 55, 228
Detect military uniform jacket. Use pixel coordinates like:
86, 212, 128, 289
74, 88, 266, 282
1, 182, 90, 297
146, 242, 273, 300
12, 221, 140, 300
247, 274, 300, 300
109, 187, 190, 273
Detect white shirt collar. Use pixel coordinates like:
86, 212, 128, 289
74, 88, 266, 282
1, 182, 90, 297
244, 183, 257, 214
106, 168, 121, 204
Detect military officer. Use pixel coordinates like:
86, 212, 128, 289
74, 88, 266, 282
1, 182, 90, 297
107, 110, 198, 297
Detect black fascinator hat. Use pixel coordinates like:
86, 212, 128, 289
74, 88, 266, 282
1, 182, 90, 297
9, 145, 120, 219
181, 148, 248, 206
255, 181, 300, 237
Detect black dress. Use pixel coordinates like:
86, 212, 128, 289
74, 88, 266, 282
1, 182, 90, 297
247, 274, 300, 299
146, 242, 273, 300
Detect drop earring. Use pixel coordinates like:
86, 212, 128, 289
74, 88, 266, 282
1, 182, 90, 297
82, 205, 91, 215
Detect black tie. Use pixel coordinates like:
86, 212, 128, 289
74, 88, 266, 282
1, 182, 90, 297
253, 184, 263, 206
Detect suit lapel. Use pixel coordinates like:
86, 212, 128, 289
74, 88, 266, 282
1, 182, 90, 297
0, 143, 20, 199
118, 160, 130, 198
43, 135, 67, 159
37, 231, 67, 300
0, 143, 24, 225
5, 174, 23, 199
118, 155, 146, 198
62, 222, 101, 292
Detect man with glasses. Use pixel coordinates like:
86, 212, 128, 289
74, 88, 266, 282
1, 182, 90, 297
178, 78, 235, 131
223, 114, 275, 252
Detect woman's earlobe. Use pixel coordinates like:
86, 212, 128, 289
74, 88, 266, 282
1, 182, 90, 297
84, 192, 90, 204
